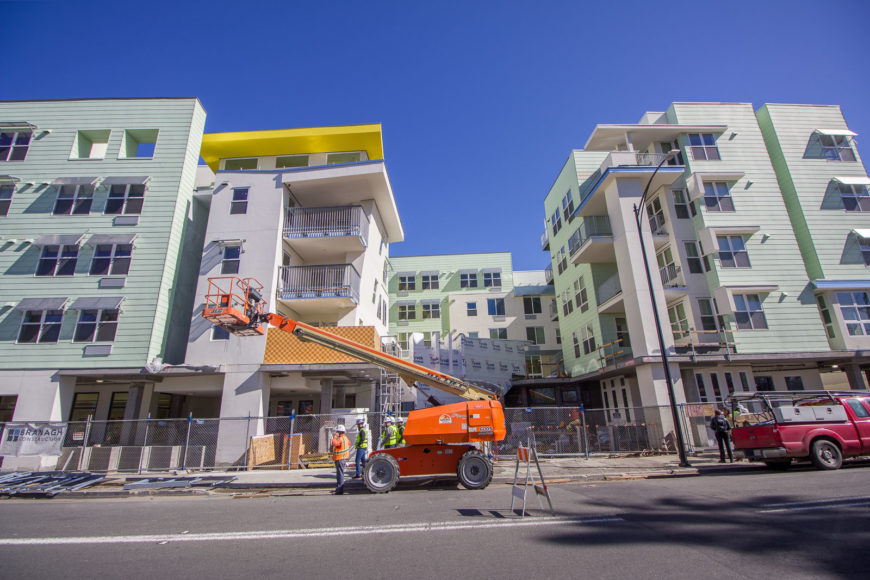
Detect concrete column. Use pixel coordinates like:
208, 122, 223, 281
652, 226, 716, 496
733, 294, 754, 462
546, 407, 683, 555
319, 378, 334, 414
843, 364, 867, 390
121, 383, 145, 445
368, 381, 378, 412
334, 385, 346, 409
635, 362, 688, 450
214, 371, 270, 466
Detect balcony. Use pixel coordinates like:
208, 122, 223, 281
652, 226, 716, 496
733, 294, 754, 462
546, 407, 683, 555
596, 272, 624, 314
549, 299, 558, 321
659, 263, 687, 299
544, 263, 553, 285
541, 228, 550, 251
568, 216, 614, 264
283, 205, 369, 261
277, 264, 360, 315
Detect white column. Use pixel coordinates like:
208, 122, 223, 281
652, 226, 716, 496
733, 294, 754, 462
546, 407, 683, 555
319, 378, 334, 414
214, 371, 270, 466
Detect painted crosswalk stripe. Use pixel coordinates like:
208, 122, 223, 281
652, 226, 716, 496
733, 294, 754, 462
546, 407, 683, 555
0, 515, 624, 546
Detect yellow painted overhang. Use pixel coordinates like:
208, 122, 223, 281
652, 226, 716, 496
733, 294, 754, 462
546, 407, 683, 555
200, 124, 384, 172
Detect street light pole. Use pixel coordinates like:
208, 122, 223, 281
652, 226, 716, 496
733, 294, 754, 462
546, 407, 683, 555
632, 150, 691, 467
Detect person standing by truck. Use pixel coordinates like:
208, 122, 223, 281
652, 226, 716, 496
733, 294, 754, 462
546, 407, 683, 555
710, 409, 733, 463
382, 417, 399, 449
330, 424, 351, 495
352, 418, 368, 479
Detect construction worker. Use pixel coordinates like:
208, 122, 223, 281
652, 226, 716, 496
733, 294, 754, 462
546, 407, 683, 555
352, 418, 368, 479
330, 424, 351, 495
397, 416, 406, 446
382, 417, 399, 449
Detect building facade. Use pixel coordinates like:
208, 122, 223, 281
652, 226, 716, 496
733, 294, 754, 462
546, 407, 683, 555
543, 102, 869, 440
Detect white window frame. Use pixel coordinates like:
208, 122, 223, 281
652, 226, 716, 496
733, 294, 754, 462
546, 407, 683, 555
837, 291, 870, 336
574, 276, 588, 312
105, 183, 145, 215
73, 308, 119, 343
398, 275, 416, 291
466, 302, 477, 317
18, 309, 64, 344
733, 294, 768, 330
487, 298, 505, 316
0, 183, 13, 216
717, 235, 750, 268
90, 243, 132, 276
53, 184, 94, 215
673, 189, 695, 219
688, 133, 721, 161
0, 130, 32, 161
460, 273, 478, 288
703, 182, 734, 212
582, 324, 596, 355
422, 302, 440, 319
820, 134, 856, 162
523, 296, 542, 315
525, 326, 545, 345
37, 244, 78, 277
398, 304, 416, 321
230, 187, 249, 215
221, 244, 241, 274
421, 274, 439, 290
483, 271, 501, 287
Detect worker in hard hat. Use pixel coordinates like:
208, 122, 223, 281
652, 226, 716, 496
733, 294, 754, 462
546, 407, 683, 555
397, 416, 406, 446
330, 424, 351, 495
352, 418, 368, 479
381, 417, 399, 449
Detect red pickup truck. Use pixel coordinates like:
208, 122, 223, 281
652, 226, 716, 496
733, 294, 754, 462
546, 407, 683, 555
728, 391, 870, 470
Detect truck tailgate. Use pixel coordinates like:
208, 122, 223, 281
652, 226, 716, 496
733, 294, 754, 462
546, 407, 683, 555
732, 424, 780, 449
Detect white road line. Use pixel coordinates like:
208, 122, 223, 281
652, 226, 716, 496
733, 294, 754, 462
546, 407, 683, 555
759, 498, 870, 513
0, 515, 624, 546
760, 496, 870, 509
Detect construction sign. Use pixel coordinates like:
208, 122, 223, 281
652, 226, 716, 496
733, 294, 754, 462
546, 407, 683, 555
0, 423, 67, 457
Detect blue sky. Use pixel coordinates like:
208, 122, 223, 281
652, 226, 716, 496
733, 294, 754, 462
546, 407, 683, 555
4, 1, 870, 270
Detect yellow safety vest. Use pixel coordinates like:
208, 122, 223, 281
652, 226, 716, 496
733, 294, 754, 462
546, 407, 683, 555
382, 425, 399, 446
356, 427, 368, 449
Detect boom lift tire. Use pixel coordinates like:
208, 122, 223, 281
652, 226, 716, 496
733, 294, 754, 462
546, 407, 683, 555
456, 449, 493, 490
809, 438, 842, 470
364, 453, 400, 493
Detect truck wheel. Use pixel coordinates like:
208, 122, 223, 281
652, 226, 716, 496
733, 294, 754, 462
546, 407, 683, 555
764, 459, 792, 470
457, 450, 493, 490
364, 454, 400, 493
809, 439, 842, 470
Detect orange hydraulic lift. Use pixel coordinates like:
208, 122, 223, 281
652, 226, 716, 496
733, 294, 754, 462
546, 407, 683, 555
202, 277, 507, 492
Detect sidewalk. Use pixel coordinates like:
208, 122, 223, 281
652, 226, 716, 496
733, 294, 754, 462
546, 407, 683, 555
62, 450, 756, 497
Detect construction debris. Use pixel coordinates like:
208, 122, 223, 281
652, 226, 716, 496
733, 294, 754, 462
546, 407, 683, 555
123, 476, 236, 490
0, 471, 105, 498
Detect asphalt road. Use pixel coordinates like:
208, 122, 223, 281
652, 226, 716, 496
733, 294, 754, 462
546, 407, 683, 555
1, 463, 869, 579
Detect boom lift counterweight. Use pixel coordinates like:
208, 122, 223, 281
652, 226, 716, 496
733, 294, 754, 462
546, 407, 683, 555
202, 276, 507, 492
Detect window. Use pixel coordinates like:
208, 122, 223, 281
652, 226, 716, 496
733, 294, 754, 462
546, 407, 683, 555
785, 376, 804, 391
697, 298, 718, 331
0, 183, 13, 215
224, 158, 258, 170
421, 274, 439, 290
858, 234, 870, 266
615, 317, 631, 347
561, 190, 574, 220
398, 304, 416, 321
120, 129, 158, 158
755, 376, 775, 391
221, 244, 241, 274
105, 183, 145, 215
845, 399, 870, 419
661, 140, 684, 165
467, 331, 479, 339
703, 182, 734, 212
483, 271, 501, 287
398, 275, 416, 291
696, 373, 709, 401
397, 332, 409, 351
18, 309, 63, 343
230, 188, 249, 214
526, 355, 543, 378
673, 189, 696, 219
53, 184, 94, 215
572, 331, 581, 357
739, 372, 750, 391
733, 294, 768, 330
684, 241, 705, 274
90, 244, 132, 276
526, 326, 545, 345
839, 183, 870, 212
489, 328, 507, 340
69, 393, 99, 421
421, 332, 433, 348
555, 327, 562, 345
550, 208, 562, 236
582, 324, 596, 355
276, 154, 309, 168
724, 373, 735, 395
717, 236, 750, 268
487, 298, 505, 316
668, 302, 690, 341
37, 244, 78, 276
460, 273, 478, 288
837, 291, 870, 336
422, 302, 440, 319
327, 152, 361, 165
646, 196, 666, 234
574, 276, 588, 312
710, 374, 722, 399
466, 302, 477, 317
557, 246, 568, 275
561, 290, 574, 317
657, 247, 679, 285
212, 326, 230, 341
820, 134, 856, 162
817, 296, 836, 339
688, 133, 720, 161
73, 309, 119, 342
71, 129, 110, 159
523, 296, 542, 315
0, 129, 31, 161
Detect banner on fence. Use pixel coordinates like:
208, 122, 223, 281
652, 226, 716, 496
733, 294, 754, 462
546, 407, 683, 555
0, 422, 67, 457
686, 404, 716, 418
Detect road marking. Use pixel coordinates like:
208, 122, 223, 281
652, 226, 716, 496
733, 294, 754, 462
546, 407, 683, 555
0, 515, 624, 546
758, 496, 870, 513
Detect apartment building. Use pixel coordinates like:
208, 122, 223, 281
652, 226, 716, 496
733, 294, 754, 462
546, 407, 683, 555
185, 124, 403, 463
543, 102, 869, 438
387, 253, 562, 397
0, 98, 206, 469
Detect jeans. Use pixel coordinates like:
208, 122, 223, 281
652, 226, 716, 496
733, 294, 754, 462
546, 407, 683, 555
355, 448, 367, 476
716, 432, 733, 462
334, 460, 346, 494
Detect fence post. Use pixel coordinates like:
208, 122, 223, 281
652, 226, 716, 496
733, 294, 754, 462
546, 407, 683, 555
242, 413, 251, 469
581, 407, 589, 459
182, 412, 192, 471
78, 415, 92, 471
679, 403, 695, 453
288, 411, 296, 469
138, 413, 151, 474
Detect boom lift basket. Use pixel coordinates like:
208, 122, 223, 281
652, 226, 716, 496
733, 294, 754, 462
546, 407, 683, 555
202, 277, 266, 336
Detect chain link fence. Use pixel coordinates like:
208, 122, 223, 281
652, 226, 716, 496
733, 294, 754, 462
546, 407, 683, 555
2, 404, 711, 473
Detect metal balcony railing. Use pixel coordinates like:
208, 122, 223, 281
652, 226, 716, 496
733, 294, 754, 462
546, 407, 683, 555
283, 205, 369, 243
596, 272, 623, 304
648, 212, 667, 236
541, 229, 550, 251
568, 216, 612, 256
544, 263, 553, 284
659, 264, 684, 288
278, 264, 360, 302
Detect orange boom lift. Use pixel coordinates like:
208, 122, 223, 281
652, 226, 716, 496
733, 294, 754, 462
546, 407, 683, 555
203, 277, 507, 492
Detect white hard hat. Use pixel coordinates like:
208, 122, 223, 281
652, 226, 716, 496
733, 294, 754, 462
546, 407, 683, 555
398, 417, 405, 423
384, 417, 393, 423
335, 424, 346, 433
